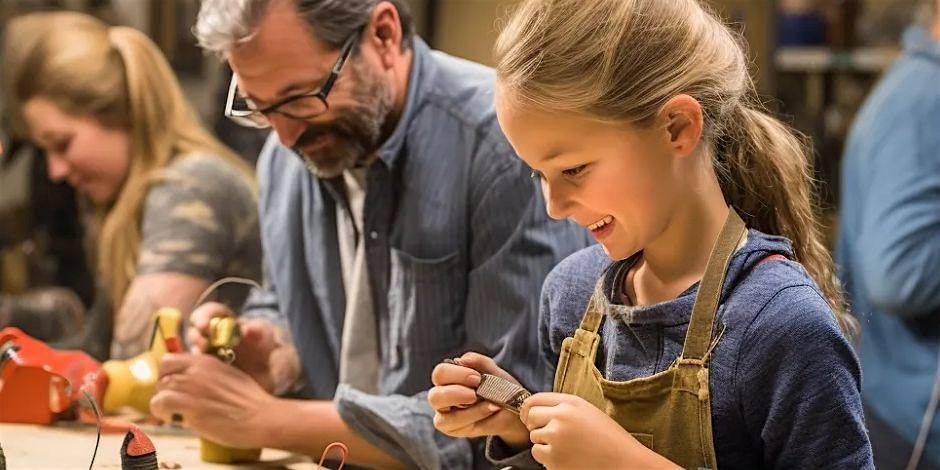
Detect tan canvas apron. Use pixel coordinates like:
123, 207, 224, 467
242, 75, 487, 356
552, 208, 745, 470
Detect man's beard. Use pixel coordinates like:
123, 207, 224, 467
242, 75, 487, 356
292, 62, 394, 178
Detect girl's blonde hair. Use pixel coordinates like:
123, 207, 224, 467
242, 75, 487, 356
10, 12, 254, 308
496, 0, 854, 334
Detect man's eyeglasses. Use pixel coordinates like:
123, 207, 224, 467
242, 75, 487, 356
224, 32, 359, 129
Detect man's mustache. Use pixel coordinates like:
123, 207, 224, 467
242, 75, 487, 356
295, 127, 333, 148
295, 121, 355, 148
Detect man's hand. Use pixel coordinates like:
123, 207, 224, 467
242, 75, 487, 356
428, 352, 531, 450
151, 353, 276, 449
185, 302, 300, 394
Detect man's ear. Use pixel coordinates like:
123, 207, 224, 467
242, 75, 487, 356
366, 1, 404, 69
659, 94, 704, 158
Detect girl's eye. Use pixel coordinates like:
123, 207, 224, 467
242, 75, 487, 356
530, 170, 544, 180
561, 164, 587, 177
47, 138, 72, 155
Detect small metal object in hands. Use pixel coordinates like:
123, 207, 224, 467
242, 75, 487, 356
442, 358, 532, 415
207, 317, 240, 364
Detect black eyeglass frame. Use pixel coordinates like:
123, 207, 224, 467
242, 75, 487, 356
224, 31, 360, 128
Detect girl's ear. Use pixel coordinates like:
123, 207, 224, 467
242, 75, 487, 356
659, 94, 704, 158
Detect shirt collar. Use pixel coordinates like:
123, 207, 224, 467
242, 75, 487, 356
902, 26, 940, 62
375, 37, 431, 168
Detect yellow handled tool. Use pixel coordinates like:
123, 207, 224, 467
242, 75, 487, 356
199, 316, 262, 464
101, 308, 182, 414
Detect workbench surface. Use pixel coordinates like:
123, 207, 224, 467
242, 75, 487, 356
0, 422, 324, 469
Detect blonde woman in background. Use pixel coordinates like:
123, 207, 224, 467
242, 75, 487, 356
0, 12, 93, 346
7, 12, 261, 359
429, 0, 873, 468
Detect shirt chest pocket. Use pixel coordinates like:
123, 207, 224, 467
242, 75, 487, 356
386, 247, 466, 368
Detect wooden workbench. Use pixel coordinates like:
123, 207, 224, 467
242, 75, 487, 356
0, 422, 323, 469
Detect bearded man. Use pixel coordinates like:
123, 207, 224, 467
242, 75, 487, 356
149, 1, 588, 468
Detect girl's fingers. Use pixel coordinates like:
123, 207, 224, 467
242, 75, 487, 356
456, 352, 518, 383
522, 404, 558, 431
528, 422, 556, 445
431, 362, 482, 388
519, 392, 572, 424
531, 443, 553, 466
433, 401, 501, 434
427, 384, 479, 411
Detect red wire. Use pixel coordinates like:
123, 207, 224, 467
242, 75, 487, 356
317, 442, 349, 470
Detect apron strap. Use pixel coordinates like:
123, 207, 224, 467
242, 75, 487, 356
577, 277, 609, 333
680, 208, 746, 361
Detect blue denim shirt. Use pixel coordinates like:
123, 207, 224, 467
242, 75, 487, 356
837, 26, 940, 466
243, 38, 590, 469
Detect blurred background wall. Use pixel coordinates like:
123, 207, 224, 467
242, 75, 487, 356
0, 0, 924, 295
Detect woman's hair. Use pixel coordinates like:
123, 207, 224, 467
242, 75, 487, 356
495, 0, 854, 334
9, 12, 254, 308
2, 13, 81, 138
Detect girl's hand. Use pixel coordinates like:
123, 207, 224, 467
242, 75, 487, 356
521, 393, 682, 470
428, 352, 531, 449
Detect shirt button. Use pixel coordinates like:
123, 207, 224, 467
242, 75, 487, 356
369, 231, 379, 240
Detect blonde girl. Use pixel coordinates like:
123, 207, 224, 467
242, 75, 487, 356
429, 1, 873, 468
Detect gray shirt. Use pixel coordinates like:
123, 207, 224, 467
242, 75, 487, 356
243, 38, 590, 469
112, 153, 261, 358
336, 168, 380, 393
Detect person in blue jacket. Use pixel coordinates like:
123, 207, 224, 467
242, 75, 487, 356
838, 1, 940, 468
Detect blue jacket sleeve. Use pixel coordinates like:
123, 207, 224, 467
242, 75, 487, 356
855, 106, 940, 318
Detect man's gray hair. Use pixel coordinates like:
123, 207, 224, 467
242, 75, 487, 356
195, 0, 414, 54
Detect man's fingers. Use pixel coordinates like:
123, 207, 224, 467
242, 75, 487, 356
232, 321, 281, 371
188, 302, 233, 331
427, 384, 479, 411
433, 401, 500, 434
158, 353, 196, 377
186, 303, 234, 353
149, 389, 193, 423
431, 362, 482, 388
238, 320, 276, 350
156, 371, 189, 393
186, 327, 209, 354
